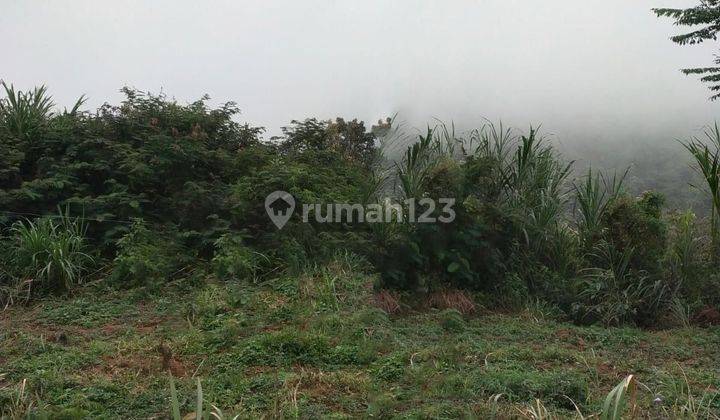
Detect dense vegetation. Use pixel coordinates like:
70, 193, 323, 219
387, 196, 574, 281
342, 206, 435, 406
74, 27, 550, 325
1, 84, 720, 418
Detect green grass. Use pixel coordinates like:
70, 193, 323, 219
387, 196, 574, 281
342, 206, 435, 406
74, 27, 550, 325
1, 265, 719, 418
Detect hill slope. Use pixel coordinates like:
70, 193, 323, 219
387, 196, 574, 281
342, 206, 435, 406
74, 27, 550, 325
2, 258, 719, 418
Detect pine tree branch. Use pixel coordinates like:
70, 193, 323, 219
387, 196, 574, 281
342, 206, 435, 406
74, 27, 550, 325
681, 67, 720, 75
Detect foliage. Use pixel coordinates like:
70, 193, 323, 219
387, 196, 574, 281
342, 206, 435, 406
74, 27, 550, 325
227, 148, 375, 271
1, 209, 93, 303
109, 220, 190, 289
0, 82, 55, 141
0, 85, 263, 253
600, 192, 668, 275
680, 123, 720, 259
278, 117, 378, 167
666, 211, 703, 298
3, 82, 720, 325
654, 2, 720, 100
573, 168, 627, 248
377, 124, 572, 298
211, 234, 270, 282
601, 375, 637, 420
575, 242, 667, 326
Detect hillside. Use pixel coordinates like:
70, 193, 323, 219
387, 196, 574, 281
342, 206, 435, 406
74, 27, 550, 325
2, 85, 720, 419
2, 258, 719, 418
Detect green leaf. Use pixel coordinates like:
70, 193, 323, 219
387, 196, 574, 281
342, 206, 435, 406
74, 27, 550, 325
169, 378, 181, 420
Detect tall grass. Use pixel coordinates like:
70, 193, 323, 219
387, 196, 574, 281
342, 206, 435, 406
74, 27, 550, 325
470, 121, 514, 165
578, 242, 664, 326
601, 374, 637, 420
170, 378, 239, 420
573, 168, 627, 247
6, 208, 93, 299
0, 81, 85, 142
681, 123, 720, 261
395, 127, 454, 200
667, 211, 701, 295
0, 378, 38, 419
507, 129, 574, 258
0, 81, 54, 141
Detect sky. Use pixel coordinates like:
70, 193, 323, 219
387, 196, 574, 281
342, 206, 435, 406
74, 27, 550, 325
2, 0, 720, 143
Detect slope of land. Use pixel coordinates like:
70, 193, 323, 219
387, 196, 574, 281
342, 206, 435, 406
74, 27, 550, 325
1, 259, 718, 419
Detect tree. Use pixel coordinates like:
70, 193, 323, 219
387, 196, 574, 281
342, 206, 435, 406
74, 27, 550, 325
278, 117, 378, 166
654, 1, 720, 100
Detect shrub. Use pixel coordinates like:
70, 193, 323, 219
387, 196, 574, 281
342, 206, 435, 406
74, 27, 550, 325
0, 85, 263, 253
279, 117, 378, 167
439, 308, 466, 333
665, 212, 701, 295
109, 220, 190, 288
212, 234, 269, 282
573, 168, 627, 249
575, 242, 667, 326
601, 192, 668, 275
227, 134, 377, 269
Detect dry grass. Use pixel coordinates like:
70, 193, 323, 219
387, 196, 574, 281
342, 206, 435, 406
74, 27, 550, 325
427, 289, 477, 315
373, 289, 401, 315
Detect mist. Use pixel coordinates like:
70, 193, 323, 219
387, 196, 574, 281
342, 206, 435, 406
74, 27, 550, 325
3, 0, 719, 145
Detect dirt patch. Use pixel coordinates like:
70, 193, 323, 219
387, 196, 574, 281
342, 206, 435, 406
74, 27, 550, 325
596, 361, 616, 375
692, 307, 720, 327
554, 328, 586, 350
136, 318, 165, 334
100, 323, 125, 335
91, 351, 190, 379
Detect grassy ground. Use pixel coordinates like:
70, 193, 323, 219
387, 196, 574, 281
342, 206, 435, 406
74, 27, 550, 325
1, 257, 719, 419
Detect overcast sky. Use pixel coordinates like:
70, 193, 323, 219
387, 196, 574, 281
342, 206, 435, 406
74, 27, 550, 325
3, 0, 720, 142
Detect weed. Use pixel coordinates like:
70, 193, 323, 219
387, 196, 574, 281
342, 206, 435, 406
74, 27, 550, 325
3, 209, 93, 303
439, 308, 466, 333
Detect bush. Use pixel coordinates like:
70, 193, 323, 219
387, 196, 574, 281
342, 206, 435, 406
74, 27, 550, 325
0, 86, 263, 253
227, 143, 376, 269
212, 234, 269, 282
439, 308, 466, 333
601, 191, 668, 275
109, 220, 190, 289
575, 242, 667, 326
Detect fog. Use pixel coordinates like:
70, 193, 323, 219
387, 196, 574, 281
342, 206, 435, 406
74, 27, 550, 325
3, 0, 720, 144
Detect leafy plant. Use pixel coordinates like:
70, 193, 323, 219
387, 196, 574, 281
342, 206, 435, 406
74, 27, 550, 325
601, 375, 637, 420
212, 234, 270, 282
601, 192, 668, 275
110, 219, 189, 288
170, 378, 240, 420
396, 128, 446, 200
654, 3, 720, 100
577, 242, 666, 326
666, 211, 702, 298
0, 82, 55, 141
573, 168, 627, 248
